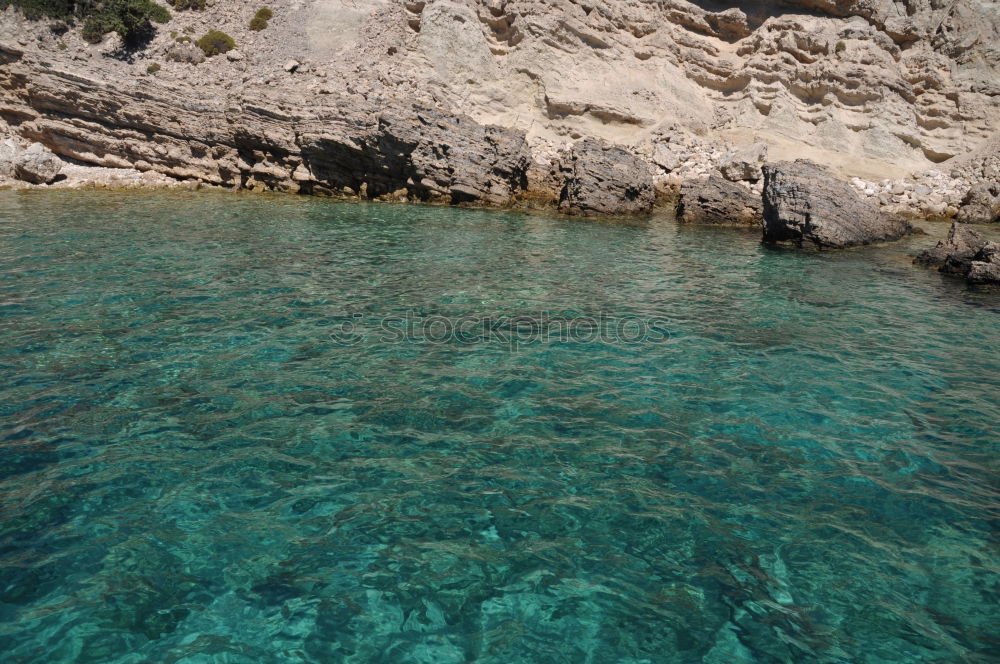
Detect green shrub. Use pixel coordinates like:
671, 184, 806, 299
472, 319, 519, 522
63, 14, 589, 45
166, 0, 203, 9
57, 40, 67, 49
835, 40, 846, 53
3, 0, 170, 47
0, 0, 76, 21
254, 7, 271, 20
80, 0, 171, 46
249, 15, 266, 31
195, 29, 235, 57
146, 61, 160, 73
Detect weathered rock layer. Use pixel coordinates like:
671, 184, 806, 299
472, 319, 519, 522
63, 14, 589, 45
1, 44, 532, 206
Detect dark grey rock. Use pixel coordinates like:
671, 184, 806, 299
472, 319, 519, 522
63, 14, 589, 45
555, 139, 655, 216
299, 108, 531, 207
762, 160, 912, 248
955, 182, 1000, 224
676, 174, 762, 225
967, 242, 1000, 285
913, 222, 1000, 285
914, 221, 985, 273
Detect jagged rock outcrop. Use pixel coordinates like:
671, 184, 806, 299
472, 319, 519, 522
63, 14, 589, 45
299, 109, 531, 205
763, 160, 912, 248
398, 0, 999, 178
967, 244, 1000, 285
914, 222, 1000, 285
676, 174, 762, 225
914, 222, 986, 272
555, 139, 655, 216
955, 183, 1000, 224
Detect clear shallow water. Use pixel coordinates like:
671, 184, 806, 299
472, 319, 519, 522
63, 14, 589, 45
0, 190, 998, 664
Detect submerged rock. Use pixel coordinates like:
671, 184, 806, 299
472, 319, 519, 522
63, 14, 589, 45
762, 160, 911, 248
676, 174, 761, 225
556, 139, 655, 216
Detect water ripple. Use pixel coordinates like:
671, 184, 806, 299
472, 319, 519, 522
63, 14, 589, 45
0, 191, 998, 663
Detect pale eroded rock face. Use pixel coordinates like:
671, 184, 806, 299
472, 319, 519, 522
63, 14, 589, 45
763, 160, 912, 248
720, 143, 768, 183
385, 0, 1000, 178
14, 142, 62, 184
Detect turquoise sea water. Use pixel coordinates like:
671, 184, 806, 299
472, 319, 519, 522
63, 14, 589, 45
0, 191, 997, 663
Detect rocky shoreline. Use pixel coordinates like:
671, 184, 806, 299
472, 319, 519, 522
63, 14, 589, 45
1, 0, 998, 285
5, 130, 998, 287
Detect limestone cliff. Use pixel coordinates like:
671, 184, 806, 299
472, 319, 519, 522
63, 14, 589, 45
0, 0, 997, 212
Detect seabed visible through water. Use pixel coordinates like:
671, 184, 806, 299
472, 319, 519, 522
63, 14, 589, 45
0, 190, 997, 663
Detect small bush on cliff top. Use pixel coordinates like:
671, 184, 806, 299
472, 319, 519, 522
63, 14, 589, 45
80, 0, 171, 47
249, 7, 271, 31
146, 61, 159, 73
166, 0, 203, 10
195, 29, 235, 57
2, 0, 170, 47
0, 0, 75, 21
